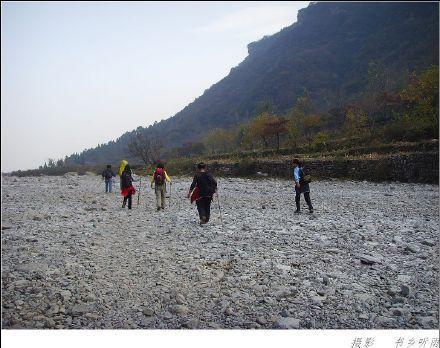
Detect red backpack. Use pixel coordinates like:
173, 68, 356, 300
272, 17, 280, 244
154, 168, 165, 185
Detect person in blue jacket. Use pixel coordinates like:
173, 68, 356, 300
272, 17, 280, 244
292, 158, 313, 214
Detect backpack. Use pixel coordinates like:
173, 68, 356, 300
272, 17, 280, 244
205, 174, 216, 196
121, 171, 132, 188
154, 168, 165, 185
104, 169, 113, 180
300, 167, 312, 184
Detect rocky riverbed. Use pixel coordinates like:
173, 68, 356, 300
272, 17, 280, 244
1, 173, 439, 329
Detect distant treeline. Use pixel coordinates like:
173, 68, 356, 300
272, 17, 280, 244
6, 164, 148, 178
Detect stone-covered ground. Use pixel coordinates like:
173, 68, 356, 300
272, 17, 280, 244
1, 174, 438, 329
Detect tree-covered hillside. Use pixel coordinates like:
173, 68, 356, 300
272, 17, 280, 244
63, 1, 438, 166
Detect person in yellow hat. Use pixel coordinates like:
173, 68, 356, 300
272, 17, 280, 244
118, 160, 128, 177
120, 164, 136, 209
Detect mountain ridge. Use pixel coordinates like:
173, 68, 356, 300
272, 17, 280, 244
63, 1, 438, 166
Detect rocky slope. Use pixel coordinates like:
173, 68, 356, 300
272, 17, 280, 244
1, 174, 438, 329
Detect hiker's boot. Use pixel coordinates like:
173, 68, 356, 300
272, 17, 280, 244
309, 208, 314, 214
200, 216, 207, 225
122, 203, 126, 208
157, 207, 161, 211
294, 210, 301, 214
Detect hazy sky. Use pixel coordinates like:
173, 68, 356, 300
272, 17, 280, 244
1, 1, 310, 172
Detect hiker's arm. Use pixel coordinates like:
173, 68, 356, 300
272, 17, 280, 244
164, 171, 171, 183
189, 176, 197, 191
188, 176, 197, 198
150, 172, 155, 187
211, 176, 218, 193
293, 168, 300, 188
293, 168, 300, 182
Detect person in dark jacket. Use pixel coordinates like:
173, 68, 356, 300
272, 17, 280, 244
120, 164, 136, 209
101, 165, 115, 193
187, 162, 217, 225
292, 158, 313, 214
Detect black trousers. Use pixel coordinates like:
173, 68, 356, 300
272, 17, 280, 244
295, 187, 313, 211
123, 193, 132, 209
196, 197, 212, 222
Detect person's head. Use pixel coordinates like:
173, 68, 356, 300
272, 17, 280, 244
157, 162, 164, 169
107, 164, 111, 169
292, 158, 302, 168
197, 162, 207, 172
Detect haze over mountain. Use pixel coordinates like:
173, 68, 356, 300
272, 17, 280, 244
65, 1, 438, 166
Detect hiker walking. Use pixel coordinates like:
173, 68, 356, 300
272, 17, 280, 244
120, 164, 136, 209
187, 162, 217, 225
292, 158, 314, 214
101, 164, 115, 193
150, 163, 172, 211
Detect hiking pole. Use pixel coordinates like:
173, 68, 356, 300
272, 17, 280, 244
216, 193, 224, 227
138, 178, 141, 206
169, 182, 172, 206
146, 182, 150, 210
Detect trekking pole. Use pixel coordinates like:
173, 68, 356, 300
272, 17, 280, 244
138, 178, 141, 206
216, 192, 224, 227
146, 181, 150, 210
169, 182, 172, 206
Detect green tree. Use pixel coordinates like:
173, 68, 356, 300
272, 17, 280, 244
202, 128, 234, 154
47, 158, 56, 168
254, 100, 277, 115
301, 114, 322, 145
286, 118, 301, 149
312, 132, 331, 151
285, 92, 317, 148
294, 92, 313, 116
400, 65, 439, 138
343, 107, 369, 138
